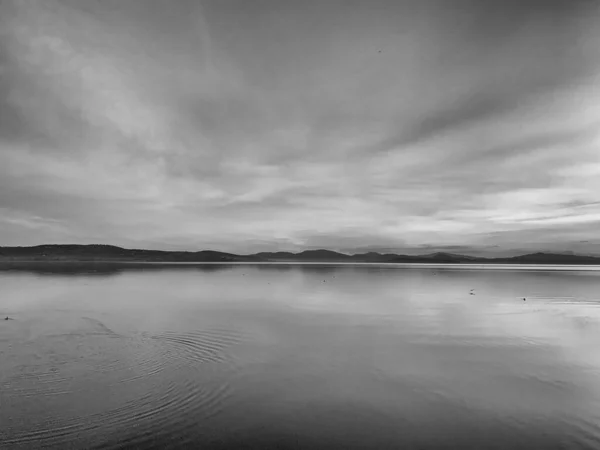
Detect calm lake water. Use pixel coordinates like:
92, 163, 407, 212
1, 263, 600, 449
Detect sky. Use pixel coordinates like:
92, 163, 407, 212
1, 0, 600, 256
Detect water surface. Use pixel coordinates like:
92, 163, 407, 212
1, 263, 600, 449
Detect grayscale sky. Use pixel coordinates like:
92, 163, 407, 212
1, 0, 600, 255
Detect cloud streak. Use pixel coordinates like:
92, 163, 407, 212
1, 0, 600, 254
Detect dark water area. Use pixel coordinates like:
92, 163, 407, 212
1, 263, 600, 449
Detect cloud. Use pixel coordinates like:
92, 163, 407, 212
1, 0, 600, 253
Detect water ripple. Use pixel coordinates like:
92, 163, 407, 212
1, 325, 247, 448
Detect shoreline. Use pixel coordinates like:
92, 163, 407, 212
3, 246, 600, 266
2, 260, 600, 270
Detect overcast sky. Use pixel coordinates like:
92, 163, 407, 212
1, 0, 600, 255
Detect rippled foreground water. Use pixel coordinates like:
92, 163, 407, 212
1, 263, 600, 449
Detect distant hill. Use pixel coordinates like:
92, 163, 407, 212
0, 245, 263, 262
255, 249, 354, 261
383, 252, 600, 265
488, 252, 600, 265
295, 250, 354, 261
254, 251, 300, 261
254, 250, 600, 265
1, 245, 600, 265
351, 252, 400, 262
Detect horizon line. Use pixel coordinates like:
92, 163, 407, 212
0, 243, 597, 260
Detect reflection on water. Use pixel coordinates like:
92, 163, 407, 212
1, 263, 600, 449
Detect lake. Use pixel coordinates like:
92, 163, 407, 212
1, 262, 600, 449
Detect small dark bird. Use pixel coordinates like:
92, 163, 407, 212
4, 317, 9, 321
523, 298, 526, 301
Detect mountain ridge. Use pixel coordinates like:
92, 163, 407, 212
1, 245, 600, 264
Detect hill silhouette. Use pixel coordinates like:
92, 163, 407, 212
1, 245, 600, 265
0, 245, 262, 262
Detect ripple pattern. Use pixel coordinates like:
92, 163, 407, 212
149, 328, 248, 365
1, 322, 250, 449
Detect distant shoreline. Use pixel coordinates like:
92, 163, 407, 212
2, 244, 600, 266
2, 260, 600, 271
